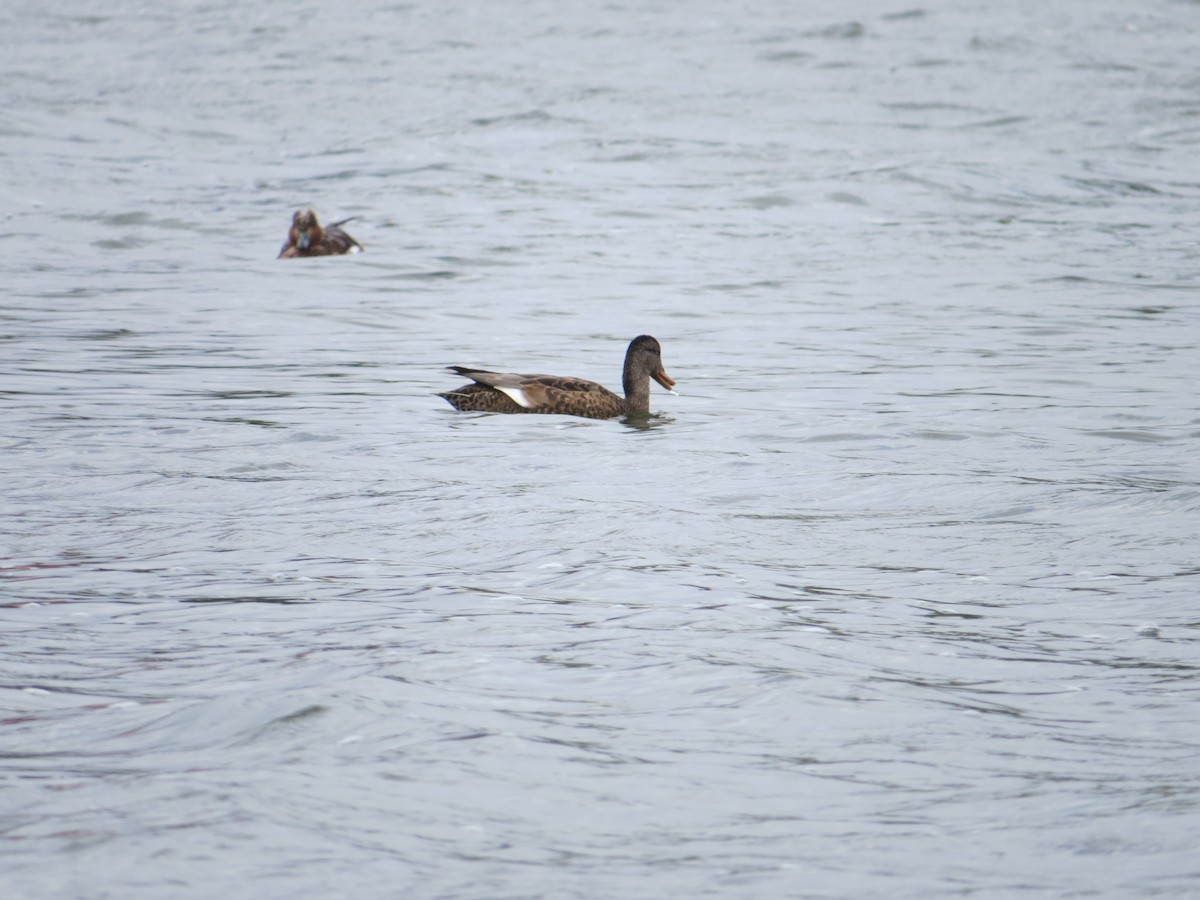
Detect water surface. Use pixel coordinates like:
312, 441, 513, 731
2, 1, 1199, 897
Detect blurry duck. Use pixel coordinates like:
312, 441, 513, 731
277, 208, 363, 258
439, 335, 676, 419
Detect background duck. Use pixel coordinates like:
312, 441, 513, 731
277, 209, 363, 258
440, 335, 676, 419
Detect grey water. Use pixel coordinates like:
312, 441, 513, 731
2, 1, 1199, 897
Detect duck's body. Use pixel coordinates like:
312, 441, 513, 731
440, 335, 675, 420
278, 209, 363, 258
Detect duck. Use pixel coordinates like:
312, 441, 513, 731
439, 335, 676, 419
277, 209, 363, 258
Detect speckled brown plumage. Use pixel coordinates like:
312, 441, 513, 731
439, 335, 676, 419
278, 209, 363, 258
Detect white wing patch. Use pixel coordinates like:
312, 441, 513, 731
496, 385, 535, 408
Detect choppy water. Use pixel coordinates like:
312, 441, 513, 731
3, 1, 1199, 897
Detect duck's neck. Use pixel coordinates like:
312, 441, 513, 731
622, 366, 651, 414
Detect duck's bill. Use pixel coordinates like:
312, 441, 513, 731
653, 369, 678, 394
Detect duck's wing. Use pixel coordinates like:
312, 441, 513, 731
324, 220, 364, 254
447, 369, 614, 412
439, 381, 528, 413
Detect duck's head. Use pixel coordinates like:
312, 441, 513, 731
291, 208, 322, 251
628, 335, 676, 392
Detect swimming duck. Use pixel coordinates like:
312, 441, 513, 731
440, 335, 676, 419
277, 209, 363, 258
